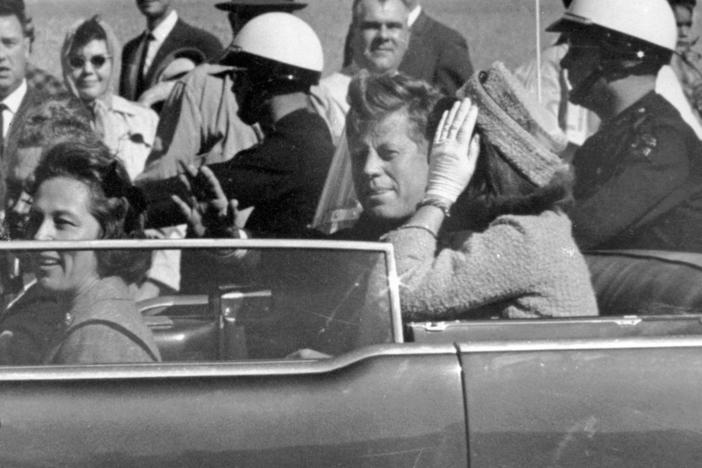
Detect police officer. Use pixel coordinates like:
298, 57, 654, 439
549, 0, 702, 252
203, 12, 333, 238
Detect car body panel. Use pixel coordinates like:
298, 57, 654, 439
460, 339, 702, 467
0, 345, 466, 467
3, 240, 702, 466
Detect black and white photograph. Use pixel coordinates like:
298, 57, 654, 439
0, 0, 700, 465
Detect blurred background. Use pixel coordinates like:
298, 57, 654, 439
26, 0, 577, 78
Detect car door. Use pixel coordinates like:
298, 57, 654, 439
0, 239, 468, 467
412, 314, 702, 467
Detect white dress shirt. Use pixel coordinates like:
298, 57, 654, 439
1, 79, 27, 139
408, 5, 421, 27
143, 10, 178, 76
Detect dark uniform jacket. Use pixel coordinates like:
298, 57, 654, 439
570, 91, 702, 252
119, 18, 222, 101
206, 108, 334, 238
140, 108, 334, 294
143, 108, 334, 237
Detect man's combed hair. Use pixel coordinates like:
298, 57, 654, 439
31, 140, 151, 284
346, 70, 443, 145
0, 0, 34, 42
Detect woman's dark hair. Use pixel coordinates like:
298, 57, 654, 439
70, 15, 107, 51
450, 139, 574, 231
31, 140, 150, 284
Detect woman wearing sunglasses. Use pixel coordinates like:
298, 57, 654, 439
60, 16, 179, 303
60, 16, 158, 181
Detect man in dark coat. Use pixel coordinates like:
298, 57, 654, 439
0, 0, 46, 208
342, 0, 472, 95
119, 0, 222, 102
550, 0, 702, 252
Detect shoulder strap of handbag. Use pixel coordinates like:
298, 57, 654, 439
58, 318, 159, 362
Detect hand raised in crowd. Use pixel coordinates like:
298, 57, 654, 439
171, 163, 241, 238
426, 97, 481, 205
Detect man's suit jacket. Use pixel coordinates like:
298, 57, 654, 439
120, 18, 223, 101
342, 10, 473, 95
399, 11, 473, 95
1, 85, 47, 207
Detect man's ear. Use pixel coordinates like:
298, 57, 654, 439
22, 36, 31, 61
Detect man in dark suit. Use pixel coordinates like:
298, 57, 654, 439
342, 0, 472, 95
120, 0, 223, 102
0, 0, 46, 209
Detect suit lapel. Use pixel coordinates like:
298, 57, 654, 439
144, 19, 185, 88
125, 33, 148, 101
5, 86, 39, 159
0, 86, 44, 205
409, 10, 430, 41
400, 11, 433, 82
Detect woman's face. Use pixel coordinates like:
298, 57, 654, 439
29, 176, 102, 295
68, 39, 112, 102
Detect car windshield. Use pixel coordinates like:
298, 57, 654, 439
0, 239, 400, 365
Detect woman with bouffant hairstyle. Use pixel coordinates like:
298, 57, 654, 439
21, 139, 160, 364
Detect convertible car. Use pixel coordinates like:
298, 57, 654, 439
0, 239, 700, 467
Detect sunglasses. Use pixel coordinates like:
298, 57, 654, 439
68, 55, 111, 69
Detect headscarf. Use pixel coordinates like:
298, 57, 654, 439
60, 15, 122, 141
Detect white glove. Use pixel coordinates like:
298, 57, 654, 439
425, 98, 480, 204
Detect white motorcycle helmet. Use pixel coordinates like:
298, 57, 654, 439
219, 12, 324, 124
220, 12, 323, 86
548, 0, 676, 64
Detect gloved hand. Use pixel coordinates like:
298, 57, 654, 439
425, 98, 480, 204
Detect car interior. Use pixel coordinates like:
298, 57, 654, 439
3, 243, 702, 364
136, 248, 702, 362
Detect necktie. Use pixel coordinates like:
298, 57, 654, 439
136, 32, 155, 98
0, 103, 8, 159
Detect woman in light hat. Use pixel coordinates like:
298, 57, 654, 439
363, 63, 598, 319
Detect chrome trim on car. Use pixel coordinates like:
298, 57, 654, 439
0, 238, 405, 343
0, 343, 458, 381
457, 336, 702, 353
384, 243, 403, 343
138, 295, 208, 316
0, 238, 394, 251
